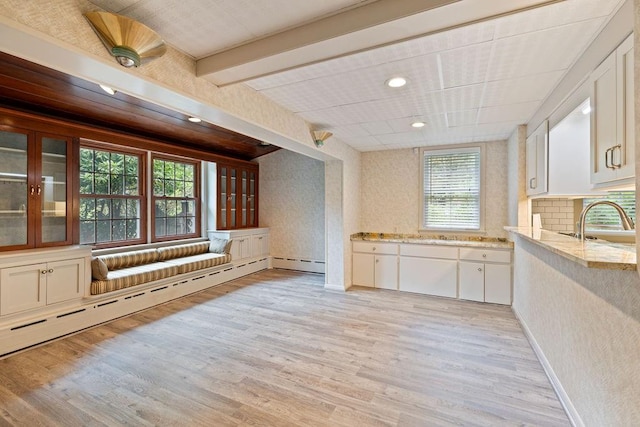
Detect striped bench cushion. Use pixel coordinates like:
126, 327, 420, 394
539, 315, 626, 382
157, 242, 210, 261
98, 248, 158, 271
90, 262, 180, 295
163, 253, 231, 274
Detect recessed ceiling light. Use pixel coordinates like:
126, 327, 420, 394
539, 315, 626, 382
386, 77, 407, 88
188, 116, 202, 123
99, 84, 116, 95
411, 121, 425, 128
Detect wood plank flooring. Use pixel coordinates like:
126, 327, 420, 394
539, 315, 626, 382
0, 269, 570, 426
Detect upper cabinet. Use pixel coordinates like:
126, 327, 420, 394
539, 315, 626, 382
0, 126, 76, 251
526, 120, 548, 196
590, 34, 634, 187
216, 162, 258, 230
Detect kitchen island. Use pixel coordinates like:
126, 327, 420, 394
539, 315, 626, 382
506, 226, 640, 426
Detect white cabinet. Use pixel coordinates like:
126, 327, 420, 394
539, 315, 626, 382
459, 248, 511, 305
208, 228, 269, 262
0, 256, 85, 316
590, 34, 634, 186
352, 242, 398, 289
251, 234, 269, 258
526, 120, 548, 196
398, 244, 458, 297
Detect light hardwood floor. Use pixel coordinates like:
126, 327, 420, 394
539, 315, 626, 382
0, 269, 569, 426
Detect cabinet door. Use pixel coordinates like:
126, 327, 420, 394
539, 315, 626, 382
459, 261, 485, 302
615, 35, 634, 180
590, 52, 618, 184
352, 252, 374, 287
526, 121, 548, 196
375, 255, 397, 290
46, 258, 84, 305
37, 134, 73, 247
0, 262, 47, 315
399, 257, 457, 297
484, 264, 512, 305
0, 128, 31, 250
251, 234, 268, 257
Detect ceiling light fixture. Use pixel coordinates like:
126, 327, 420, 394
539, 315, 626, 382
188, 116, 202, 123
99, 84, 116, 95
386, 77, 407, 88
312, 130, 333, 148
84, 11, 167, 68
411, 121, 426, 128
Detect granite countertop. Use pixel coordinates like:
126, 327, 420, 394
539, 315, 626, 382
350, 232, 514, 249
505, 226, 636, 271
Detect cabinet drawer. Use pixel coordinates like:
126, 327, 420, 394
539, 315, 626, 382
352, 241, 397, 255
400, 244, 458, 260
459, 248, 511, 263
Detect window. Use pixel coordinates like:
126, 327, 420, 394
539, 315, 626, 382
582, 191, 636, 231
152, 155, 199, 241
79, 145, 145, 247
421, 146, 483, 231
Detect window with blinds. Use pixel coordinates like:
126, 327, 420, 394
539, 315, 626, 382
582, 191, 636, 231
422, 146, 482, 230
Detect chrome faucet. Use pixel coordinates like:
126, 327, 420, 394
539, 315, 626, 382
576, 200, 635, 242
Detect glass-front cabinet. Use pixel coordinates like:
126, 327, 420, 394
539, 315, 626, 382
217, 162, 258, 230
0, 126, 74, 250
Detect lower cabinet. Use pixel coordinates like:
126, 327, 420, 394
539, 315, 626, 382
352, 241, 513, 305
352, 242, 398, 289
398, 244, 458, 297
0, 250, 88, 317
209, 228, 269, 263
459, 248, 512, 305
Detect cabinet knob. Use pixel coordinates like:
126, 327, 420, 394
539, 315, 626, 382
375, 259, 379, 263
478, 268, 482, 272
372, 247, 376, 251
41, 270, 47, 275
48, 269, 53, 273
482, 254, 487, 258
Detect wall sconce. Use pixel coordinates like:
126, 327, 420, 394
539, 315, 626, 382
312, 131, 332, 148
84, 11, 167, 68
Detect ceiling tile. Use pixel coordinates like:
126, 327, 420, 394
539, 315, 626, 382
482, 71, 564, 107
478, 101, 540, 124
447, 109, 479, 127
442, 84, 484, 111
360, 121, 395, 135
439, 42, 493, 89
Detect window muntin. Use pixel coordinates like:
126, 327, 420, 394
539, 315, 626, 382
79, 146, 144, 247
582, 191, 636, 231
152, 156, 199, 241
422, 146, 482, 231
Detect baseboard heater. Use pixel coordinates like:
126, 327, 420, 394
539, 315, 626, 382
272, 257, 325, 273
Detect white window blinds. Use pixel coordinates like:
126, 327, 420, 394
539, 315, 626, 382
582, 191, 636, 231
423, 147, 481, 230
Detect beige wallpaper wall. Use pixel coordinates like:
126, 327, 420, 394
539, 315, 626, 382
507, 125, 529, 227
361, 141, 509, 237
258, 150, 325, 261
513, 237, 640, 426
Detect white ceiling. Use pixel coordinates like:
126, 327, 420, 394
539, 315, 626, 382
89, 0, 624, 152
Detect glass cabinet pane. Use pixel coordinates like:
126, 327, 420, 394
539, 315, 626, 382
0, 130, 28, 247
219, 167, 227, 228
230, 169, 236, 228
241, 170, 247, 226
40, 137, 68, 243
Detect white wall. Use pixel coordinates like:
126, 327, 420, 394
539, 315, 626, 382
258, 150, 325, 261
507, 125, 528, 227
361, 141, 509, 237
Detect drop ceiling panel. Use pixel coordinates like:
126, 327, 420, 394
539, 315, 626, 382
330, 124, 371, 137
442, 84, 485, 111
482, 71, 564, 107
439, 42, 493, 89
360, 121, 395, 135
486, 18, 607, 81
493, 0, 620, 39
478, 101, 540, 124
447, 109, 479, 127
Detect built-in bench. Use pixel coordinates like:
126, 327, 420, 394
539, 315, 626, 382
90, 240, 232, 295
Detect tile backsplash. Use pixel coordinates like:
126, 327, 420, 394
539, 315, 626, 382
531, 199, 578, 232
